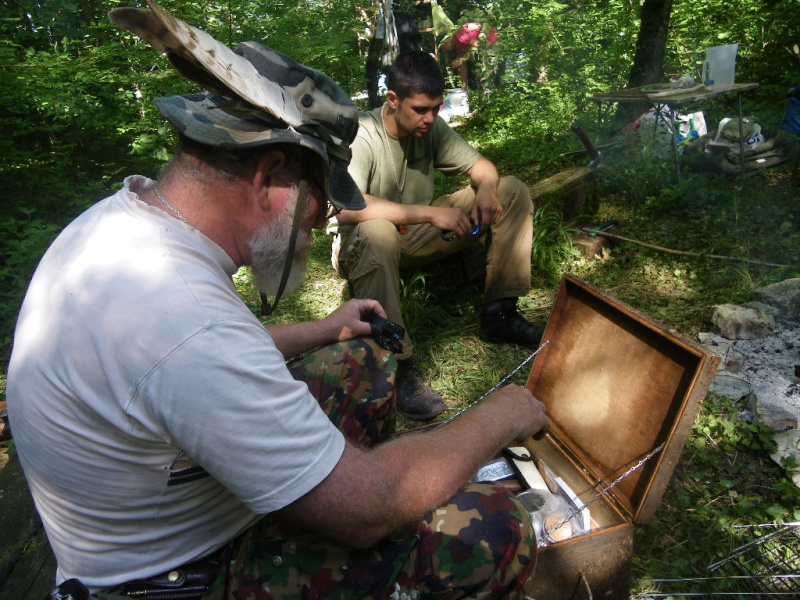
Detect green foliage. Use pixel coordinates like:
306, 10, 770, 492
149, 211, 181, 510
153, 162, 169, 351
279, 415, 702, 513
2, 1, 800, 596
0, 212, 65, 365
693, 399, 777, 456
632, 393, 800, 596
531, 204, 579, 285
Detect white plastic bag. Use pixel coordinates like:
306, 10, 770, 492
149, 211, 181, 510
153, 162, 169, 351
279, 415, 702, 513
635, 105, 707, 155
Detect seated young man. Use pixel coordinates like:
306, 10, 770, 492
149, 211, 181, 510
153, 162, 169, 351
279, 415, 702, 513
332, 51, 543, 421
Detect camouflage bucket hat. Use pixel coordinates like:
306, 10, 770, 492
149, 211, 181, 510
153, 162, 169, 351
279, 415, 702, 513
110, 2, 365, 211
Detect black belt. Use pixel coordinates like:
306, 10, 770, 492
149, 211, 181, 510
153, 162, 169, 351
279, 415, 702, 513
102, 544, 232, 600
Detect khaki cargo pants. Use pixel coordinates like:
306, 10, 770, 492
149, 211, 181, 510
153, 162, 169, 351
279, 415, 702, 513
333, 177, 534, 360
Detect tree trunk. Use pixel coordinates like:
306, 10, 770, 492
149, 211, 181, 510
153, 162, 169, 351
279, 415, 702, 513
362, 0, 385, 109
616, 0, 673, 124
366, 33, 383, 109
629, 0, 673, 87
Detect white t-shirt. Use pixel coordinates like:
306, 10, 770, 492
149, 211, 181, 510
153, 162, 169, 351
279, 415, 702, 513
7, 175, 345, 592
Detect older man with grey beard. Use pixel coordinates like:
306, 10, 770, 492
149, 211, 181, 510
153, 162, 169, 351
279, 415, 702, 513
7, 3, 550, 599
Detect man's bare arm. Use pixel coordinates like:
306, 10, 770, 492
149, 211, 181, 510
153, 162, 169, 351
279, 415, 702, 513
336, 194, 473, 237
279, 384, 550, 548
267, 299, 386, 358
467, 157, 503, 228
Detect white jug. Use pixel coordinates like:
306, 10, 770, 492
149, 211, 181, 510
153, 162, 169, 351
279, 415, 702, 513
702, 44, 739, 89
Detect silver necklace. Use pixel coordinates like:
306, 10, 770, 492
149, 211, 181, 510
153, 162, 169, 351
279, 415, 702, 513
381, 104, 410, 202
153, 186, 189, 225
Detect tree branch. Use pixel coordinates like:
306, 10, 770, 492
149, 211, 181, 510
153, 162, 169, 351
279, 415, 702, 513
582, 229, 793, 268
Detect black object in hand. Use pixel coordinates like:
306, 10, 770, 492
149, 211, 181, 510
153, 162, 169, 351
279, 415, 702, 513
367, 313, 405, 353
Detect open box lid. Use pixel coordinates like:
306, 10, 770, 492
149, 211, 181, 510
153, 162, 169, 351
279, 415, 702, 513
525, 274, 720, 524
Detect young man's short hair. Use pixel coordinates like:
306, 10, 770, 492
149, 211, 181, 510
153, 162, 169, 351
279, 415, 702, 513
387, 51, 446, 100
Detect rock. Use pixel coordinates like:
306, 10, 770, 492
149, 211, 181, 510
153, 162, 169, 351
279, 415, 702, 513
573, 233, 614, 259
751, 278, 800, 323
701, 284, 800, 487
697, 332, 717, 344
744, 300, 779, 319
770, 429, 800, 488
710, 373, 752, 400
712, 303, 776, 340
746, 391, 798, 431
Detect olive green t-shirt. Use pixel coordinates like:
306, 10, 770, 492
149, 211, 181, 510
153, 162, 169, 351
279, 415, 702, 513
343, 106, 481, 223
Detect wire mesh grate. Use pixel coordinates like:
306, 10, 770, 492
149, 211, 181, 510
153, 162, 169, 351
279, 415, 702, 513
707, 524, 800, 597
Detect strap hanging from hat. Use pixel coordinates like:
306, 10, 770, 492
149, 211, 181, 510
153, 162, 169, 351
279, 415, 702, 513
260, 179, 308, 316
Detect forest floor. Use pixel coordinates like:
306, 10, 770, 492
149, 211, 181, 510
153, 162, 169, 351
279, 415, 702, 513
0, 140, 797, 599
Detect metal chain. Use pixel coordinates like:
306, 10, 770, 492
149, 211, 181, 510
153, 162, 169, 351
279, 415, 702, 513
437, 340, 550, 428
381, 103, 410, 202
546, 441, 666, 534
153, 186, 190, 225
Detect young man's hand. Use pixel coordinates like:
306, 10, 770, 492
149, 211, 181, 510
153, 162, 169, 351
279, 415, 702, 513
430, 206, 473, 238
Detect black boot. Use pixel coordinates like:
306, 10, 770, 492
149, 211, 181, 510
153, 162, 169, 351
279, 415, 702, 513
395, 359, 446, 421
479, 298, 544, 346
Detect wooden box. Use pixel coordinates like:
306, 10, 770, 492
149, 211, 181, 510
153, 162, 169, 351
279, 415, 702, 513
521, 274, 720, 600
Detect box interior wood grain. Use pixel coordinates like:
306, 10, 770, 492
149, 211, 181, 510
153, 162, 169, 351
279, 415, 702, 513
521, 274, 720, 600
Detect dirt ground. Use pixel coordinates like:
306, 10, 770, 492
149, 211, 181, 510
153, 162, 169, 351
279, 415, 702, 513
0, 441, 56, 600
0, 396, 56, 598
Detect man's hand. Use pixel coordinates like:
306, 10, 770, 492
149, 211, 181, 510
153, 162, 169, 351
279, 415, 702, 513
323, 299, 387, 342
430, 206, 474, 238
484, 384, 550, 442
471, 185, 503, 230
267, 299, 386, 358
467, 157, 503, 230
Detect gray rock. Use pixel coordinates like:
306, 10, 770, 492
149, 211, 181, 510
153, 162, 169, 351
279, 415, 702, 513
744, 300, 779, 319
712, 303, 776, 340
697, 332, 718, 344
746, 391, 798, 431
710, 372, 752, 399
699, 295, 800, 487
770, 429, 800, 487
751, 278, 800, 323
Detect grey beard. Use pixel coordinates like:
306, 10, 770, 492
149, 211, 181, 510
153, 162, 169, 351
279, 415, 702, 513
249, 186, 313, 297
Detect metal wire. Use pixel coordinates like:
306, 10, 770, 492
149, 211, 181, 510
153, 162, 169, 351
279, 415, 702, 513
545, 441, 665, 534
632, 524, 800, 598
708, 524, 800, 598
436, 340, 550, 427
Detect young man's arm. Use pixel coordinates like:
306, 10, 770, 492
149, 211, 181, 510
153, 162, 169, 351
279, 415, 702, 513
467, 156, 504, 229
336, 194, 472, 236
267, 298, 386, 358
338, 154, 504, 234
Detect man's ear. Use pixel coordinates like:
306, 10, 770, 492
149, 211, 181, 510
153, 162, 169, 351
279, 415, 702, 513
251, 149, 287, 212
385, 90, 399, 110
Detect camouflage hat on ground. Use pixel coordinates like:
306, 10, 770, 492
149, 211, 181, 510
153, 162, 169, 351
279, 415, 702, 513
110, 1, 365, 211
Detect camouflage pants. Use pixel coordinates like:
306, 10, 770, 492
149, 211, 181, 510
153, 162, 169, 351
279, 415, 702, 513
205, 338, 536, 600
286, 336, 398, 447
